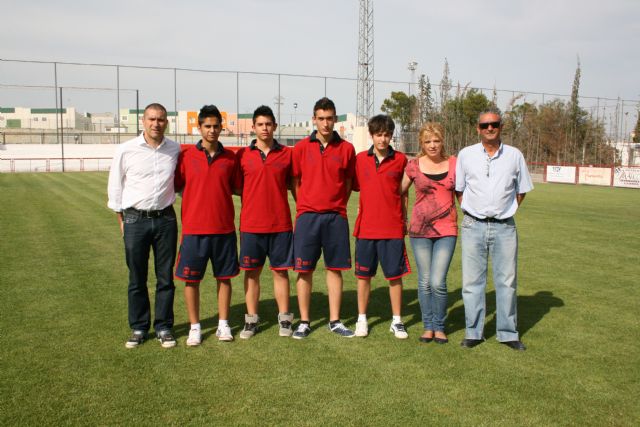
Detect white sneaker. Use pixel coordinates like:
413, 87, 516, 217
186, 328, 202, 347
239, 314, 259, 339
216, 324, 234, 342
390, 322, 408, 339
278, 313, 294, 337
355, 320, 369, 337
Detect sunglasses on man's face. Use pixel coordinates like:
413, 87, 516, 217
478, 121, 501, 130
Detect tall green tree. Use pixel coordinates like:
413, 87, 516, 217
442, 88, 492, 152
417, 74, 434, 124
444, 88, 491, 126
380, 91, 416, 132
491, 85, 498, 108
569, 57, 582, 128
568, 57, 589, 162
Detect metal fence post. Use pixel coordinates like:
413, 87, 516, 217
60, 87, 65, 172
116, 65, 120, 144
174, 68, 178, 139
236, 72, 240, 146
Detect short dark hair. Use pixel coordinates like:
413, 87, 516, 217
252, 105, 276, 124
477, 107, 502, 123
144, 103, 167, 116
313, 97, 336, 116
198, 105, 223, 125
368, 114, 395, 135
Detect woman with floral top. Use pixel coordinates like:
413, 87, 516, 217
401, 122, 457, 344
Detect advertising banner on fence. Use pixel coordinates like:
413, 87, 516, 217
578, 167, 611, 186
613, 167, 640, 189
546, 165, 576, 184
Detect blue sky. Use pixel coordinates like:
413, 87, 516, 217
2, 0, 638, 127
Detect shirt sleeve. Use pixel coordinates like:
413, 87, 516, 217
345, 144, 356, 180
405, 159, 416, 181
232, 149, 244, 191
292, 143, 302, 178
107, 146, 125, 212
515, 151, 534, 194
174, 150, 186, 193
449, 156, 457, 183
352, 157, 361, 192
455, 151, 466, 192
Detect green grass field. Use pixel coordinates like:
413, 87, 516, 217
1, 173, 638, 426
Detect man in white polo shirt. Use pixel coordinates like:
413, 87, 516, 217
108, 103, 181, 349
455, 108, 533, 351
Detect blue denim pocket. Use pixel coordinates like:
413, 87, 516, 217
461, 215, 474, 228
123, 211, 140, 224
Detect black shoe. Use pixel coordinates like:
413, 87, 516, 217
156, 330, 177, 348
419, 331, 434, 343
434, 337, 449, 344
125, 330, 147, 349
501, 340, 526, 351
460, 338, 484, 348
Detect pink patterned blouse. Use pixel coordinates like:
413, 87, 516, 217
405, 156, 458, 238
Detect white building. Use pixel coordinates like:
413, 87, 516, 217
611, 140, 640, 166
119, 109, 179, 133
0, 107, 91, 130
90, 112, 116, 132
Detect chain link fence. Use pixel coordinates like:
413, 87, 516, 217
1, 58, 638, 165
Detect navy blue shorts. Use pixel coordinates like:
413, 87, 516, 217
355, 238, 411, 280
175, 233, 239, 282
293, 212, 351, 272
239, 231, 293, 270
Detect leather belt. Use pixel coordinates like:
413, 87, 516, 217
464, 212, 511, 224
124, 206, 172, 218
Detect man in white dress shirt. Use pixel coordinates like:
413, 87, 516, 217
108, 103, 181, 349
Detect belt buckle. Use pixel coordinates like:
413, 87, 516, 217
149, 208, 164, 218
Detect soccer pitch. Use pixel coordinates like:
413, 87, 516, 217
1, 172, 638, 425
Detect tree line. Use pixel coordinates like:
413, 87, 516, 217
381, 59, 618, 165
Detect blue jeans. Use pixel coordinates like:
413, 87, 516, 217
460, 214, 519, 342
123, 208, 177, 333
410, 236, 457, 332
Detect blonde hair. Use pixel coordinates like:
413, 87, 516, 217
418, 122, 448, 159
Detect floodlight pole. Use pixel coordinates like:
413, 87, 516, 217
278, 74, 282, 141
408, 61, 418, 96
